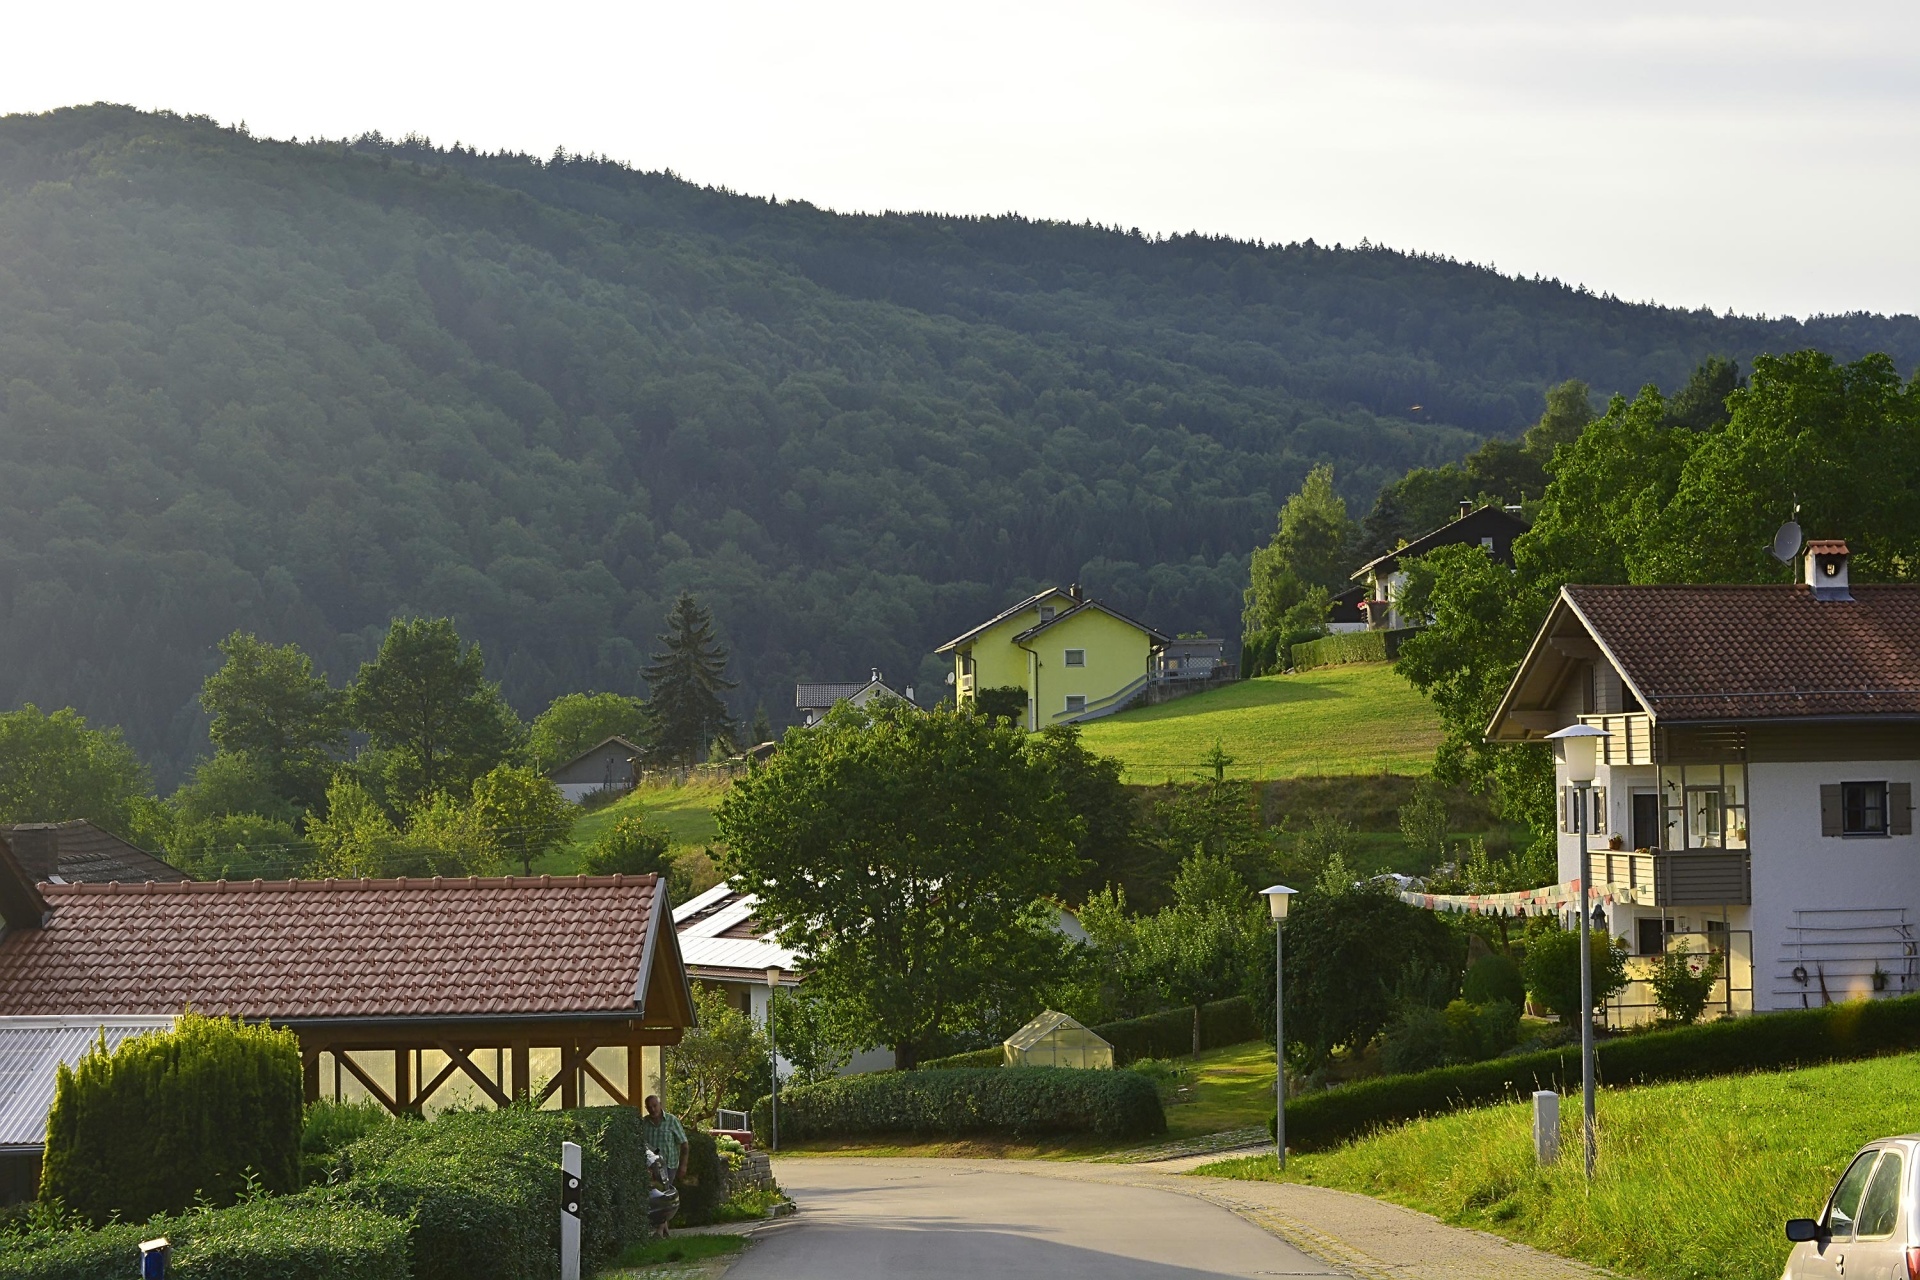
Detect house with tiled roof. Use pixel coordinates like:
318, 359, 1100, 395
937, 585, 1172, 730
794, 670, 914, 728
1486, 541, 1920, 1021
546, 734, 647, 803
0, 832, 695, 1167
1354, 502, 1529, 630
0, 820, 181, 884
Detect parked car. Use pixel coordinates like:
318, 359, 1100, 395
1784, 1137, 1920, 1280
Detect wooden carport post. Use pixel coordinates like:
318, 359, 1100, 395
512, 1040, 531, 1103
627, 1031, 646, 1113
302, 1044, 321, 1104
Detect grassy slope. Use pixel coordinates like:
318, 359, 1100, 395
1076, 665, 1442, 784
531, 779, 729, 876
1197, 1054, 1920, 1280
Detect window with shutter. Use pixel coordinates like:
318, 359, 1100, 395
1591, 786, 1608, 835
1821, 784, 1843, 837
1892, 782, 1914, 836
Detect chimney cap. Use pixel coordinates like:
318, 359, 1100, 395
1807, 539, 1850, 556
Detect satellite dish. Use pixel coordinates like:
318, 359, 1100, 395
1770, 520, 1803, 564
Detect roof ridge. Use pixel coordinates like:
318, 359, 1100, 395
45, 872, 663, 895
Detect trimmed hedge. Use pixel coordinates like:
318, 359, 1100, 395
41, 1013, 304, 1222
0, 1196, 409, 1280
1282, 992, 1920, 1151
918, 1046, 1004, 1070
676, 1128, 723, 1226
752, 1067, 1165, 1143
326, 1106, 650, 1280
1289, 630, 1387, 671
1093, 997, 1259, 1065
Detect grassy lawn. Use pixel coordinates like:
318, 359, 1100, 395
1195, 1053, 1920, 1280
781, 1040, 1277, 1160
532, 778, 729, 876
1076, 664, 1441, 783
599, 1232, 744, 1276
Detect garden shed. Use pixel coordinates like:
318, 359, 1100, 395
1003, 1010, 1113, 1069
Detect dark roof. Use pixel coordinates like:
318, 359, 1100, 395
934, 588, 1077, 653
1010, 599, 1172, 645
1490, 584, 1920, 737
1352, 505, 1531, 580
795, 681, 870, 707
0, 874, 692, 1025
0, 821, 181, 885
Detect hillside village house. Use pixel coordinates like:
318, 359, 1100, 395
1485, 542, 1920, 1020
0, 820, 180, 884
939, 585, 1171, 729
546, 734, 647, 803
794, 671, 914, 727
1355, 502, 1529, 631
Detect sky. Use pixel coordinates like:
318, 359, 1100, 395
5, 0, 1917, 319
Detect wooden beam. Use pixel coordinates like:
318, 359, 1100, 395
536, 1043, 584, 1108
334, 1050, 402, 1115
512, 1041, 530, 1103
581, 1050, 627, 1107
302, 1046, 320, 1105
394, 1049, 411, 1113
560, 1039, 580, 1109
438, 1042, 513, 1109
627, 1033, 646, 1113
412, 1053, 463, 1111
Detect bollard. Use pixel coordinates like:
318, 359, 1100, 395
1533, 1090, 1561, 1166
561, 1140, 583, 1280
139, 1237, 171, 1280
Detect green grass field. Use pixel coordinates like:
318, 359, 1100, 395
1196, 1053, 1920, 1280
532, 778, 729, 876
1077, 664, 1442, 783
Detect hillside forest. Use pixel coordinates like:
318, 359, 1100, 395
5, 105, 1920, 783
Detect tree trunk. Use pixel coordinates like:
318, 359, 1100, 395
894, 1043, 919, 1071
1192, 1005, 1203, 1059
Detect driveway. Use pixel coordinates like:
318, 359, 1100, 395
729, 1158, 1339, 1279
732, 1158, 1610, 1280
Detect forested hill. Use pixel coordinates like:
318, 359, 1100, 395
3, 105, 1917, 782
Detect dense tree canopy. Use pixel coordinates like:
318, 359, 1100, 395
346, 618, 523, 803
3, 107, 1915, 782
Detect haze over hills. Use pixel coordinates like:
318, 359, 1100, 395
2, 105, 1917, 783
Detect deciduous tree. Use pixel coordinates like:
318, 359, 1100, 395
199, 632, 345, 811
0, 705, 149, 833
346, 618, 522, 802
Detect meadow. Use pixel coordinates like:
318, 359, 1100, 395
1077, 664, 1442, 783
1196, 1054, 1920, 1280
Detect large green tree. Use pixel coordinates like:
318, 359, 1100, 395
199, 632, 345, 811
470, 763, 575, 875
644, 594, 736, 764
346, 618, 523, 803
1243, 464, 1358, 635
716, 699, 1080, 1067
0, 705, 149, 833
525, 692, 651, 772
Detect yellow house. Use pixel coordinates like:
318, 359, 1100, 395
936, 585, 1170, 730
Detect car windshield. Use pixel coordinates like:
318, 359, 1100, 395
1858, 1152, 1906, 1239
1828, 1152, 1883, 1237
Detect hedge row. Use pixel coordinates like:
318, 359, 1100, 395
1289, 630, 1388, 671
753, 1067, 1165, 1143
1283, 993, 1920, 1151
0, 1196, 409, 1280
1093, 997, 1259, 1064
918, 1046, 1004, 1070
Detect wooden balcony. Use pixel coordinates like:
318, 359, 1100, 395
1578, 712, 1654, 765
1587, 848, 1751, 907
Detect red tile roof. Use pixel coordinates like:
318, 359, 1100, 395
0, 874, 679, 1022
1566, 583, 1920, 721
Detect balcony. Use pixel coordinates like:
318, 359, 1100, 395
1577, 712, 1654, 765
957, 673, 975, 697
1587, 848, 1751, 907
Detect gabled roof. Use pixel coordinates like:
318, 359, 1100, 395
934, 588, 1077, 654
1487, 583, 1920, 740
672, 880, 797, 980
547, 735, 647, 775
0, 821, 181, 886
1352, 505, 1531, 581
0, 1016, 173, 1146
794, 679, 907, 710
0, 874, 694, 1026
1010, 599, 1172, 646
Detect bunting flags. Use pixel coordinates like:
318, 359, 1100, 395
1398, 877, 1645, 917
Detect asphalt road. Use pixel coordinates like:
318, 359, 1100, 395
728, 1158, 1343, 1279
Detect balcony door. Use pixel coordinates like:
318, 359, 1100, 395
1632, 791, 1661, 851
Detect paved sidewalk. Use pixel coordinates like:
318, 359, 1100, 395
973, 1160, 1614, 1280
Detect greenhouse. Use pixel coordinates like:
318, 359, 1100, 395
1002, 1010, 1114, 1069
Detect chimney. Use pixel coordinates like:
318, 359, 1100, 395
1806, 540, 1852, 601
0, 834, 50, 934
872, 667, 882, 684
1458, 499, 1473, 520
1068, 583, 1085, 603
1, 824, 59, 881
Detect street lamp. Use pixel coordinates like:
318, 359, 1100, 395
1546, 723, 1608, 1178
765, 966, 781, 1154
1259, 884, 1297, 1170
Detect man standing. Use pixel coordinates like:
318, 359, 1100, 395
641, 1093, 689, 1185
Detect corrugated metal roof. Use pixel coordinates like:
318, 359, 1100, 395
0, 1016, 173, 1146
680, 935, 798, 972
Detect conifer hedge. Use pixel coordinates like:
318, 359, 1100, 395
752, 1066, 1165, 1143
39, 1013, 303, 1222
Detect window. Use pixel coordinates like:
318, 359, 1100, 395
1857, 1152, 1905, 1239
1039, 605, 1056, 623
1064, 695, 1086, 714
1826, 1151, 1880, 1238
1635, 917, 1670, 956
1845, 782, 1889, 835
1064, 649, 1086, 667
1480, 536, 1494, 550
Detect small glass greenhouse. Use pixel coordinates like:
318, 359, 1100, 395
1002, 1010, 1114, 1069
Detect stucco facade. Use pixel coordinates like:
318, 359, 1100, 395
936, 586, 1169, 730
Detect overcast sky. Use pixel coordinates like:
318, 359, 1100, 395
7, 1, 1916, 319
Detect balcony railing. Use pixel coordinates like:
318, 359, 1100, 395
1577, 712, 1654, 765
1587, 849, 1751, 907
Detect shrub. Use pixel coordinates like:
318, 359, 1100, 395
1278, 991, 1920, 1151
1092, 996, 1257, 1064
1523, 927, 1629, 1017
1289, 631, 1387, 671
1462, 952, 1526, 1007
40, 1013, 304, 1222
580, 814, 671, 877
327, 1105, 649, 1280
1651, 949, 1726, 1026
0, 1196, 408, 1280
1379, 1007, 1450, 1075
1443, 999, 1520, 1061
753, 1067, 1165, 1143
676, 1128, 723, 1226
971, 686, 1029, 723
918, 1046, 1003, 1070
300, 1100, 391, 1186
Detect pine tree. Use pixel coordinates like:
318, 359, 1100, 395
643, 594, 736, 763
750, 704, 773, 746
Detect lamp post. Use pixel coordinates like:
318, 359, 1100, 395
1259, 884, 1297, 1170
1546, 723, 1607, 1178
765, 966, 781, 1153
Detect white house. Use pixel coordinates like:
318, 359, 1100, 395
793, 672, 914, 728
1487, 541, 1920, 1020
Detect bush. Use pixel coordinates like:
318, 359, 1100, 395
1379, 1007, 1450, 1075
300, 1100, 391, 1186
327, 1106, 650, 1280
676, 1129, 723, 1226
918, 1046, 1003, 1070
971, 686, 1029, 723
580, 814, 671, 877
1289, 631, 1387, 671
1462, 953, 1526, 1007
752, 1067, 1165, 1143
1092, 996, 1258, 1065
1652, 949, 1726, 1026
1278, 991, 1920, 1151
40, 1012, 304, 1222
1443, 998, 1519, 1060
1523, 927, 1629, 1017
0, 1196, 409, 1280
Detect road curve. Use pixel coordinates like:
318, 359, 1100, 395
729, 1157, 1342, 1279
